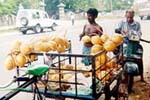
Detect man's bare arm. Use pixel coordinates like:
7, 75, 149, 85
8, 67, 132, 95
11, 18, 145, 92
95, 25, 103, 36
79, 25, 86, 40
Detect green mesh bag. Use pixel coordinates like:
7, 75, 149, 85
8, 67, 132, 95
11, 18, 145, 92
25, 64, 49, 76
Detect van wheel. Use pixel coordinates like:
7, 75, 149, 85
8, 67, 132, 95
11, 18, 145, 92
34, 24, 42, 33
22, 30, 27, 35
140, 16, 143, 20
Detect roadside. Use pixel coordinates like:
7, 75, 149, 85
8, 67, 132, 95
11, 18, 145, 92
0, 25, 18, 34
0, 15, 121, 34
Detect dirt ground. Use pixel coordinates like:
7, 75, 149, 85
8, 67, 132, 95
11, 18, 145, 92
128, 71, 150, 100
128, 20, 150, 100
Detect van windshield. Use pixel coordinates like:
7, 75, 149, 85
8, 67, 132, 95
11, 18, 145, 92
42, 13, 49, 19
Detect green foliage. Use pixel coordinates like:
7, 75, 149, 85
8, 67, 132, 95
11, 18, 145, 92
0, 0, 134, 16
45, 0, 59, 15
103, 0, 134, 11
45, 0, 97, 16
0, 0, 40, 16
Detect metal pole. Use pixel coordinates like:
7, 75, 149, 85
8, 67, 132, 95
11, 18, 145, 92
0, 76, 37, 100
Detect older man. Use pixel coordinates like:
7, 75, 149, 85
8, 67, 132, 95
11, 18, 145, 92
115, 9, 145, 82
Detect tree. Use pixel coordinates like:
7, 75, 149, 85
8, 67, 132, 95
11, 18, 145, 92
45, 0, 98, 16
102, 0, 134, 11
45, 0, 59, 16
0, 0, 40, 16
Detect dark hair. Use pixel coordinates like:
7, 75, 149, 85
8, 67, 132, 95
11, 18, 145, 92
87, 8, 98, 17
126, 9, 134, 15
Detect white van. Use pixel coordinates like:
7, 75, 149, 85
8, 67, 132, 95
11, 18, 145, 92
16, 9, 57, 34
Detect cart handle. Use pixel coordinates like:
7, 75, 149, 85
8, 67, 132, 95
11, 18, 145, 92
140, 38, 150, 43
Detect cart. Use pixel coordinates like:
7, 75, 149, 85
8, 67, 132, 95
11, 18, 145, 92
0, 43, 124, 100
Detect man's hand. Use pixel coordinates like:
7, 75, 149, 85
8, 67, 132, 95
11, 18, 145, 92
122, 30, 128, 34
94, 26, 103, 36
79, 33, 84, 41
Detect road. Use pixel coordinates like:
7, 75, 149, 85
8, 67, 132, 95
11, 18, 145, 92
0, 18, 150, 99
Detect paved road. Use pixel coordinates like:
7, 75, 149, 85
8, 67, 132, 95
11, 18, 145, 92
0, 18, 150, 99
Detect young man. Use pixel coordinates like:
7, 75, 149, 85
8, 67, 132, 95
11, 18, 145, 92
79, 8, 103, 65
115, 9, 145, 82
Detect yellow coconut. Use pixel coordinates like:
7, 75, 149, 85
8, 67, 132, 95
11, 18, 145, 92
20, 43, 32, 55
65, 41, 70, 49
15, 53, 26, 67
81, 35, 91, 44
61, 37, 70, 49
29, 55, 38, 62
95, 60, 101, 69
52, 36, 65, 46
61, 64, 74, 70
111, 34, 123, 45
95, 60, 107, 70
97, 53, 107, 64
101, 34, 109, 43
63, 73, 74, 81
76, 65, 83, 70
49, 74, 60, 81
103, 71, 111, 82
11, 40, 22, 54
96, 69, 101, 79
48, 41, 57, 51
97, 70, 110, 82
5, 55, 16, 70
56, 45, 65, 53
103, 40, 116, 52
49, 69, 63, 81
91, 44, 103, 54
106, 61, 117, 69
43, 42, 53, 52
91, 35, 103, 45
33, 41, 46, 52
11, 40, 22, 49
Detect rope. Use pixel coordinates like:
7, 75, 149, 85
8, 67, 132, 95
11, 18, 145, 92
0, 80, 15, 89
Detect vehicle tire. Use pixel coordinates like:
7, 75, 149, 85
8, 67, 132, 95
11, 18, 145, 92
20, 17, 28, 26
140, 16, 143, 20
34, 24, 42, 33
147, 16, 150, 20
52, 22, 58, 27
22, 30, 27, 35
50, 26, 55, 31
41, 28, 44, 32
